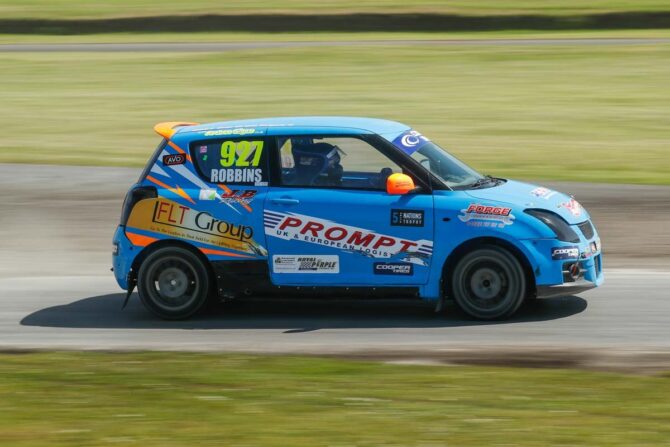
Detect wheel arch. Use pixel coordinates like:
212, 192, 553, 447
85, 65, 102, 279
441, 236, 536, 299
129, 239, 215, 289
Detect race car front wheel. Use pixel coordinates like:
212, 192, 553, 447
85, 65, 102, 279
450, 246, 526, 320
137, 246, 210, 320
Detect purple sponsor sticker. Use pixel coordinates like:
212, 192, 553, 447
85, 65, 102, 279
392, 130, 430, 155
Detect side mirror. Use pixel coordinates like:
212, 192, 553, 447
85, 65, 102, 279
386, 173, 415, 195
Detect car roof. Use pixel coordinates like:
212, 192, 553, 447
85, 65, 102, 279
176, 116, 410, 137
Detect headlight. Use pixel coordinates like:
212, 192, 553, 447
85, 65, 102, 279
524, 209, 580, 243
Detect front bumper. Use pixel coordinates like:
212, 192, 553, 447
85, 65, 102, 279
520, 220, 604, 298
536, 278, 597, 298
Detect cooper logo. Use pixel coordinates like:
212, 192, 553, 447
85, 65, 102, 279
373, 262, 413, 275
163, 153, 186, 166
551, 247, 579, 260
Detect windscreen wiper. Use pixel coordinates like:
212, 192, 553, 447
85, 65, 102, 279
467, 175, 496, 189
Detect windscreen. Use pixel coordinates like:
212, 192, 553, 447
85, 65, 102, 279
391, 130, 484, 189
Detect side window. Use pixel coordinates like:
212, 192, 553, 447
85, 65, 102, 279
277, 136, 402, 190
191, 137, 270, 186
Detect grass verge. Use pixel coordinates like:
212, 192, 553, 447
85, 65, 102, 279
1, 352, 669, 446
3, 29, 670, 43
0, 41, 668, 184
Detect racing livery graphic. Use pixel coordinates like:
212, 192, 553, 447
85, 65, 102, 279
113, 117, 603, 321
264, 210, 433, 259
126, 198, 266, 257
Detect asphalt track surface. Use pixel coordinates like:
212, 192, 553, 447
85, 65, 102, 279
1, 164, 669, 368
1, 38, 670, 53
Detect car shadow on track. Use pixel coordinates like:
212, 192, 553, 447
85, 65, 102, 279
20, 293, 587, 330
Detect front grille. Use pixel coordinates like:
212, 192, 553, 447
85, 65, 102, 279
578, 220, 595, 240
595, 255, 602, 276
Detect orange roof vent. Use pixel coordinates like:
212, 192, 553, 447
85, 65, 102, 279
153, 121, 199, 139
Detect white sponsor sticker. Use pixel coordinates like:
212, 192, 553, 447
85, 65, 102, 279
199, 189, 218, 200
272, 255, 339, 274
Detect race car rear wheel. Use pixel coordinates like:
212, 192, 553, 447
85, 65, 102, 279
137, 246, 210, 320
450, 246, 526, 320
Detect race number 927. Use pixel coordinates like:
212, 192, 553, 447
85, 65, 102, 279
219, 140, 264, 168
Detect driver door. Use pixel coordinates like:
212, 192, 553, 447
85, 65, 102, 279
264, 135, 434, 286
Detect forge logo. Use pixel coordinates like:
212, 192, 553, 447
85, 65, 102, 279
458, 203, 515, 228
264, 211, 433, 259
162, 153, 186, 166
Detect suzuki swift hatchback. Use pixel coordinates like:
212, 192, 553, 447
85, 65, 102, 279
112, 117, 603, 320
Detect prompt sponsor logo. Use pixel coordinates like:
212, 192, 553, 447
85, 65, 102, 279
264, 211, 433, 259
551, 247, 579, 260
391, 209, 424, 227
273, 255, 339, 274
374, 262, 413, 275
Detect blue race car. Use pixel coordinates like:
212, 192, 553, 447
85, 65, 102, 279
113, 117, 603, 320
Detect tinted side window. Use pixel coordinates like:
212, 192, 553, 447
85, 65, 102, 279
277, 136, 402, 190
191, 137, 271, 186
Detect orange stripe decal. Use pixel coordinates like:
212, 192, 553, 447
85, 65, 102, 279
126, 231, 158, 247
218, 183, 253, 213
146, 175, 196, 205
167, 140, 192, 162
199, 247, 253, 258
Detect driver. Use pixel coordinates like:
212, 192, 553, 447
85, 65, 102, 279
291, 142, 343, 186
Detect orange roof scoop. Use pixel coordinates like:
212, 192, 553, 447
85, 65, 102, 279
153, 122, 199, 139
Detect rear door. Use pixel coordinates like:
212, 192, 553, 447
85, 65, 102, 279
264, 134, 434, 286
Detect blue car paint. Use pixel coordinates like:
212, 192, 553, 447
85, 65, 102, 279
113, 117, 603, 300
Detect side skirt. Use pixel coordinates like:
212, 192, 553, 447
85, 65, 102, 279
211, 260, 421, 300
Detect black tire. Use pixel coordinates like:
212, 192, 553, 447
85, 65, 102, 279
450, 245, 527, 320
137, 246, 210, 320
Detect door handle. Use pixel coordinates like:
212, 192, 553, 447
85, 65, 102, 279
271, 198, 300, 205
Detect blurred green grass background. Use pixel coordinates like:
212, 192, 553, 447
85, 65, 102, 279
1, 42, 668, 184
1, 352, 669, 446
2, 0, 670, 19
